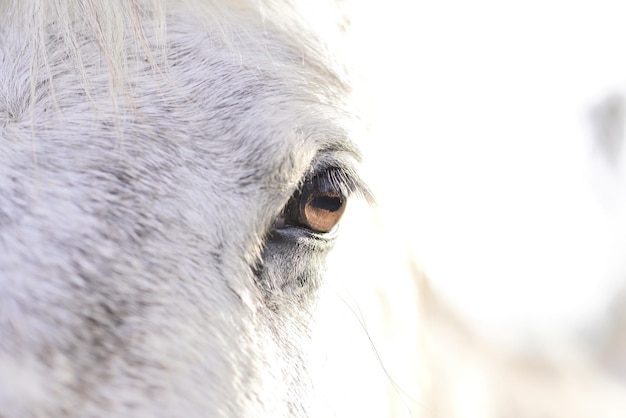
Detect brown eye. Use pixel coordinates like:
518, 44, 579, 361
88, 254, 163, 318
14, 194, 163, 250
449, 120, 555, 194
299, 189, 346, 233
275, 173, 347, 234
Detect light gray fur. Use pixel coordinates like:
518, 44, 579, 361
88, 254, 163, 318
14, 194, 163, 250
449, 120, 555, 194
0, 1, 365, 416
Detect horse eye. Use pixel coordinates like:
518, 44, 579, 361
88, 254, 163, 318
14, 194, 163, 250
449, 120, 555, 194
275, 174, 347, 234
299, 189, 346, 233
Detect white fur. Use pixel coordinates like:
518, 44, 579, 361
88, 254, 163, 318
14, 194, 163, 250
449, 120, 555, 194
0, 1, 367, 416
6, 2, 626, 418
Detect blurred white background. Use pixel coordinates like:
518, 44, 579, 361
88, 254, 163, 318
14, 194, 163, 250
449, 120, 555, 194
349, 0, 626, 344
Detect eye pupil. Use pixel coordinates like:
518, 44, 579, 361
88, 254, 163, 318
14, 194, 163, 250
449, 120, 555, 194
310, 195, 343, 212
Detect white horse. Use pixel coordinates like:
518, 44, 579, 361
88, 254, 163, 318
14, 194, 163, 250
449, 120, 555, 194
7, 2, 626, 418
0, 1, 376, 416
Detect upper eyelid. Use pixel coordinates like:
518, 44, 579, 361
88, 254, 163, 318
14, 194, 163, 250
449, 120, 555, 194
305, 155, 374, 204
306, 167, 370, 201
